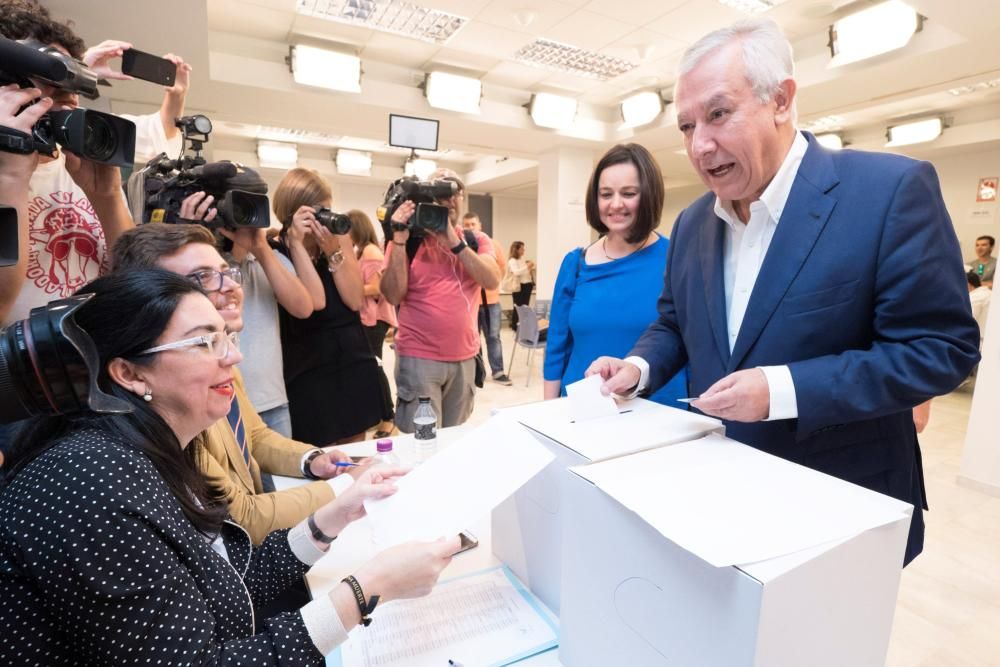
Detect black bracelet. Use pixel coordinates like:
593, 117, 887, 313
301, 449, 323, 479
342, 575, 380, 627
308, 513, 337, 544
450, 240, 467, 255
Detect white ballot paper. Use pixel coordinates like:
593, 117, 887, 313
330, 566, 558, 667
364, 416, 555, 547
573, 433, 913, 567
565, 374, 619, 422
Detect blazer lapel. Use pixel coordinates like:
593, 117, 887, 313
699, 205, 731, 367
728, 135, 840, 371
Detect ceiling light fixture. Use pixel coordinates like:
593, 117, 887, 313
885, 117, 942, 147
404, 156, 436, 179
717, 0, 788, 14
424, 71, 482, 114
257, 141, 299, 169
815, 133, 844, 150
515, 39, 636, 81
829, 0, 922, 68
528, 92, 577, 129
296, 0, 467, 45
948, 76, 1000, 96
621, 90, 664, 128
289, 44, 361, 93
336, 149, 373, 176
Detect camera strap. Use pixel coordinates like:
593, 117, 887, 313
0, 125, 35, 155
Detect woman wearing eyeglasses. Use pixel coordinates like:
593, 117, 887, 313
272, 169, 384, 445
0, 269, 460, 665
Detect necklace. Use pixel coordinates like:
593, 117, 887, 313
602, 234, 652, 260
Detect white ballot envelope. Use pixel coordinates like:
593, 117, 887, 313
565, 375, 619, 422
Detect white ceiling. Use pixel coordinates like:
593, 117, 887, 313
43, 0, 1000, 198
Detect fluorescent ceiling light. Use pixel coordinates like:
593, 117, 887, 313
528, 93, 577, 130
336, 149, 373, 176
256, 125, 340, 147
621, 90, 663, 128
829, 1, 921, 68
257, 141, 298, 169
296, 0, 467, 45
515, 39, 636, 81
404, 157, 436, 180
290, 45, 361, 93
799, 115, 846, 133
424, 71, 481, 114
815, 133, 844, 150
885, 118, 942, 147
948, 77, 1000, 96
717, 0, 788, 13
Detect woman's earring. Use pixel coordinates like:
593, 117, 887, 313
142, 387, 153, 402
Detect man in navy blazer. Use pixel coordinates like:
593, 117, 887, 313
590, 19, 980, 566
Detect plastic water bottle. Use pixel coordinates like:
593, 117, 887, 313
373, 438, 400, 466
413, 397, 438, 463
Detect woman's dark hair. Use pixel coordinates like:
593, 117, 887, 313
584, 143, 665, 244
510, 241, 525, 259
348, 209, 379, 258
2, 269, 227, 534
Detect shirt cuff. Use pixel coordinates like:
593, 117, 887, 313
622, 356, 650, 399
300, 594, 350, 656
759, 365, 798, 421
287, 520, 328, 565
327, 474, 354, 496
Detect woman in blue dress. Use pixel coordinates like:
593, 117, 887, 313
543, 143, 688, 405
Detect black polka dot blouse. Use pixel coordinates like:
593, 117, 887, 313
0, 428, 328, 665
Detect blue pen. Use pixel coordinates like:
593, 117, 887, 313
333, 461, 360, 467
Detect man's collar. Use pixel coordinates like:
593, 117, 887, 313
713, 130, 809, 228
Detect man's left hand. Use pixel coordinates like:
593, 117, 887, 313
162, 53, 191, 97
691, 368, 770, 422
309, 448, 353, 478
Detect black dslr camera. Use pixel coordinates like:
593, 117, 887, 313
0, 36, 136, 168
134, 115, 270, 229
0, 294, 132, 424
377, 176, 457, 238
314, 208, 352, 235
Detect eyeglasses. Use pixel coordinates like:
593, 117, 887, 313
138, 331, 240, 360
186, 267, 242, 292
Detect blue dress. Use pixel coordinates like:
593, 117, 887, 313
543, 235, 688, 406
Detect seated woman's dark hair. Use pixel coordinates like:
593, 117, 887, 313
2, 269, 227, 534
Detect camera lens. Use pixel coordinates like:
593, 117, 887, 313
231, 194, 255, 226
83, 114, 117, 163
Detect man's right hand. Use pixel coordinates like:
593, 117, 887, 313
390, 200, 415, 244
585, 356, 641, 397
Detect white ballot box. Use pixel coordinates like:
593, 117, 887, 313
559, 433, 913, 667
491, 398, 723, 613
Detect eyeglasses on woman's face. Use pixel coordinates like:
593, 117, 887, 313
185, 266, 242, 293
138, 331, 240, 360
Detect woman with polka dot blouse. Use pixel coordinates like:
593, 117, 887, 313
0, 270, 459, 665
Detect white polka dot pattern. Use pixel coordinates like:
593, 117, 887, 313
0, 429, 326, 665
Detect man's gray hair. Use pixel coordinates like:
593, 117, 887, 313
677, 18, 794, 105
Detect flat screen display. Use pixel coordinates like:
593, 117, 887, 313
389, 113, 439, 152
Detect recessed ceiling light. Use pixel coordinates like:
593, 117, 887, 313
296, 0, 467, 45
717, 0, 788, 14
424, 71, 482, 114
289, 45, 361, 93
515, 39, 637, 81
528, 93, 577, 129
256, 126, 341, 147
885, 117, 942, 147
948, 77, 1000, 96
829, 0, 922, 68
257, 141, 299, 169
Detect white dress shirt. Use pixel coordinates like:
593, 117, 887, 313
628, 132, 809, 420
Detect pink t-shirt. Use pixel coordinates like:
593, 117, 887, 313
359, 256, 398, 328
388, 230, 493, 361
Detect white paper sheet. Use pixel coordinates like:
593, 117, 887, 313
565, 375, 619, 422
503, 397, 723, 462
572, 433, 913, 567
332, 567, 558, 667
363, 416, 555, 548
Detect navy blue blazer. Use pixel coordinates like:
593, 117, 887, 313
631, 133, 981, 565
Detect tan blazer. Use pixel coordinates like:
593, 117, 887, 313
194, 368, 334, 543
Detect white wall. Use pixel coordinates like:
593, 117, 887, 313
492, 196, 538, 264
923, 147, 1000, 261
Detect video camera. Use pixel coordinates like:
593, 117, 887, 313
0, 294, 132, 424
134, 115, 270, 229
0, 36, 136, 168
377, 176, 457, 238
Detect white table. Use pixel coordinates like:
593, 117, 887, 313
272, 426, 563, 666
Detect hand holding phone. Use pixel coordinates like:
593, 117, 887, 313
122, 49, 176, 86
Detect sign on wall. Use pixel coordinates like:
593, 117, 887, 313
977, 177, 997, 203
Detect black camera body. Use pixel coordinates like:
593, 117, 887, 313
315, 208, 352, 235
0, 37, 136, 167
378, 176, 457, 238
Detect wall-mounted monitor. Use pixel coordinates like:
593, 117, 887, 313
389, 113, 439, 152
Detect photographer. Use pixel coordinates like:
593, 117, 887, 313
381, 168, 500, 432
0, 0, 191, 326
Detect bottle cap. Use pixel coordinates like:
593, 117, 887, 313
376, 439, 393, 453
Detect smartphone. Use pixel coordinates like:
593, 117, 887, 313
456, 530, 479, 555
122, 49, 176, 86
